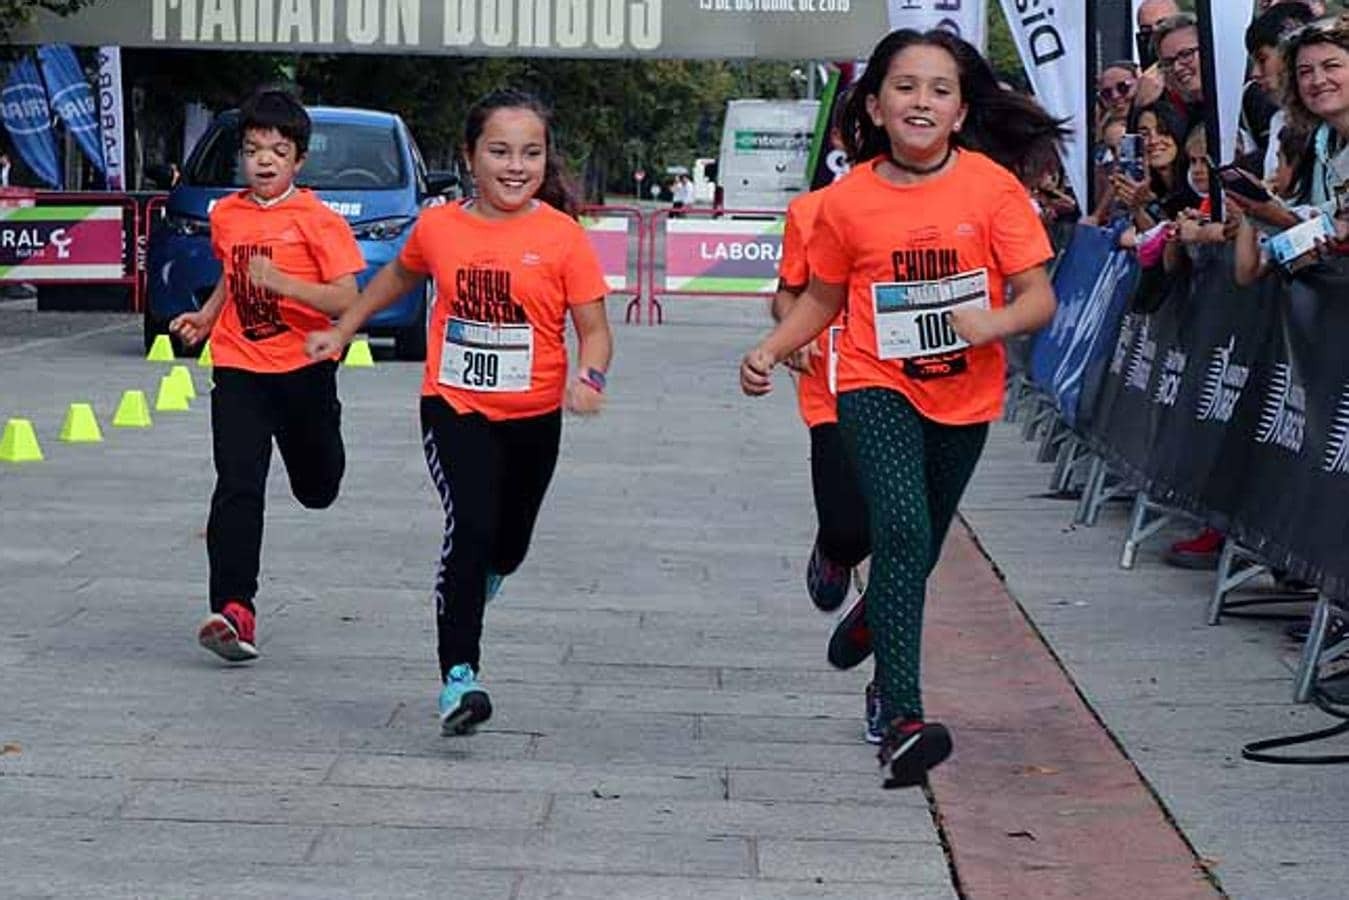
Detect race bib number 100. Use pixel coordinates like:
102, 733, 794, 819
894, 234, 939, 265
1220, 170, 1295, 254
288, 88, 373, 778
439, 317, 533, 392
870, 268, 990, 361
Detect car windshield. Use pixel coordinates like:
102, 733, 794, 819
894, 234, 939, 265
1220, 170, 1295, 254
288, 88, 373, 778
187, 119, 407, 190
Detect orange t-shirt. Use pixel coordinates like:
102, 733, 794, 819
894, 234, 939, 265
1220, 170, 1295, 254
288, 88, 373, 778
209, 189, 364, 373
399, 201, 609, 421
779, 187, 842, 428
808, 151, 1053, 424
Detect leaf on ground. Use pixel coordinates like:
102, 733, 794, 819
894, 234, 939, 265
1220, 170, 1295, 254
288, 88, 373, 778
590, 788, 621, 800
1021, 765, 1061, 776
1, 742, 21, 756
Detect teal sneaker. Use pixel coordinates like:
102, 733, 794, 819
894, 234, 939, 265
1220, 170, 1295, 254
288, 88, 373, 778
439, 663, 492, 736
485, 571, 505, 604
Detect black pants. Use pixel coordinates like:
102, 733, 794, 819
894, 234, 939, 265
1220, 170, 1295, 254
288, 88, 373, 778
420, 397, 561, 679
207, 362, 345, 613
809, 423, 870, 567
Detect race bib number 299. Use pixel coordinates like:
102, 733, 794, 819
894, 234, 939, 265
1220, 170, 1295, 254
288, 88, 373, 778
438, 318, 533, 392
871, 268, 989, 361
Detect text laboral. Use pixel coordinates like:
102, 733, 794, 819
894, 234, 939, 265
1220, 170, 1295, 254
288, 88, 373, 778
151, 1, 662, 50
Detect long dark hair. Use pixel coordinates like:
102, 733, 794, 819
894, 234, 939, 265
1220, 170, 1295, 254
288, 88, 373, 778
839, 29, 1069, 183
1130, 100, 1191, 212
463, 89, 580, 219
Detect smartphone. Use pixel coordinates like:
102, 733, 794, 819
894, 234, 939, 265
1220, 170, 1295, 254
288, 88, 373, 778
1268, 214, 1335, 270
1117, 134, 1145, 181
1216, 164, 1272, 203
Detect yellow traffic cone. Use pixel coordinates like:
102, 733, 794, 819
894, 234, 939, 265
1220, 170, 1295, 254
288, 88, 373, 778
58, 403, 103, 443
112, 390, 153, 428
343, 338, 375, 368
146, 333, 175, 362
155, 374, 190, 411
169, 365, 197, 400
0, 418, 43, 463
197, 340, 213, 368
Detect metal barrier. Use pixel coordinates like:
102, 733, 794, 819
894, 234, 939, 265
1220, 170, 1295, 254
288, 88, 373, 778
646, 207, 786, 325
138, 193, 170, 314
578, 205, 645, 326
0, 190, 141, 311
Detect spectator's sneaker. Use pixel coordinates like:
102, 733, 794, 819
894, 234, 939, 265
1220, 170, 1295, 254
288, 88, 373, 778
1285, 608, 1349, 644
877, 718, 952, 789
827, 595, 871, 670
197, 601, 258, 663
485, 571, 505, 604
806, 542, 851, 612
865, 681, 883, 745
439, 663, 492, 736
1164, 528, 1224, 570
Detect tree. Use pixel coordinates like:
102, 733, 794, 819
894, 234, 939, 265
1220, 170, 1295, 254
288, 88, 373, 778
0, 0, 95, 55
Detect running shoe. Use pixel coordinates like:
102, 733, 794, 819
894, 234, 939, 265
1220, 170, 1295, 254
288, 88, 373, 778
865, 681, 883, 745
1164, 528, 1224, 570
197, 601, 258, 663
827, 595, 871, 670
806, 542, 851, 612
1285, 608, 1349, 644
485, 571, 505, 604
877, 718, 952, 789
439, 663, 492, 736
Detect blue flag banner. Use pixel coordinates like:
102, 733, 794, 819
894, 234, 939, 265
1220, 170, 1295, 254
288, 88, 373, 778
1, 56, 61, 189
37, 44, 105, 177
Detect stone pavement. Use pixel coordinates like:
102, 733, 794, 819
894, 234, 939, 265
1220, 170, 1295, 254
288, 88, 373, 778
0, 306, 949, 899
2, 303, 1344, 899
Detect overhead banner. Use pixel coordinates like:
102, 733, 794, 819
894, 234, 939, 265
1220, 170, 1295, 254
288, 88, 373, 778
887, 0, 987, 51
37, 44, 106, 177
1, 57, 62, 189
997, 0, 1088, 214
21, 1, 891, 59
96, 47, 126, 191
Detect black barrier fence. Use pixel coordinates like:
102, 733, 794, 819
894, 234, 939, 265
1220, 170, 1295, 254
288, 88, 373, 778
1029, 225, 1349, 601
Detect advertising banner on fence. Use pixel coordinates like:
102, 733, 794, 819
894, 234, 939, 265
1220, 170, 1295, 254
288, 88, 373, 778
662, 216, 782, 294
97, 47, 126, 191
21, 1, 890, 59
37, 44, 106, 177
1, 56, 62, 190
0, 204, 126, 282
580, 214, 634, 292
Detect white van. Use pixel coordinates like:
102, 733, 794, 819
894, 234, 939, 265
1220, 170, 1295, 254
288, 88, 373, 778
717, 99, 820, 212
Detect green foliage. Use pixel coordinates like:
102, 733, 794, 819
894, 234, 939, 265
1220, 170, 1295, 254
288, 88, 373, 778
0, 0, 95, 56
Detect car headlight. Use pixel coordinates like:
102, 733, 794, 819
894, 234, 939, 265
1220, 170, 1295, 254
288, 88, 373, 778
351, 216, 414, 241
164, 213, 210, 237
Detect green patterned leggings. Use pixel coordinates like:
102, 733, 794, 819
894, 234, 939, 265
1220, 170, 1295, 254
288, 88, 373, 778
837, 387, 989, 722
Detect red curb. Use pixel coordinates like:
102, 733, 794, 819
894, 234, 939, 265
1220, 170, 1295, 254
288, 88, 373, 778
923, 523, 1220, 899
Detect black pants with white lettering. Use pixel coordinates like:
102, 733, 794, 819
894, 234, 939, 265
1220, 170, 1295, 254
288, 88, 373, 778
207, 361, 345, 613
809, 423, 870, 567
420, 396, 561, 680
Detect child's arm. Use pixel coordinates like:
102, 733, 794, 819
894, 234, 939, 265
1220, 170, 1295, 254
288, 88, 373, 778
305, 258, 425, 358
565, 299, 614, 415
168, 279, 227, 347
740, 276, 846, 396
248, 255, 358, 317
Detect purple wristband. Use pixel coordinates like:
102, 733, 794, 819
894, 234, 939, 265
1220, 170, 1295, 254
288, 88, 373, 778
578, 367, 607, 393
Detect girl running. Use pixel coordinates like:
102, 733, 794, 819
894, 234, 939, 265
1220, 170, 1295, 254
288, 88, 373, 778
307, 89, 612, 736
740, 29, 1062, 788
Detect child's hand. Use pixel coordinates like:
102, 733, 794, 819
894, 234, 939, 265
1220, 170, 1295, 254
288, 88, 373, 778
305, 328, 347, 360
949, 306, 1007, 347
565, 379, 605, 415
169, 310, 213, 347
740, 347, 776, 396
248, 255, 283, 293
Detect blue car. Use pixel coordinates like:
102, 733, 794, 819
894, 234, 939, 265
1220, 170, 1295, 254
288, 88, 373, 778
144, 106, 456, 360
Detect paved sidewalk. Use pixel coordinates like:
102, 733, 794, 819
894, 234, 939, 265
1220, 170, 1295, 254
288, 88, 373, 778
0, 307, 952, 899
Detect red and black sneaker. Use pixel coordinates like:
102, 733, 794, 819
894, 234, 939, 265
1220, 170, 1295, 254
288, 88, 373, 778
197, 601, 258, 663
877, 718, 952, 789
827, 595, 871, 670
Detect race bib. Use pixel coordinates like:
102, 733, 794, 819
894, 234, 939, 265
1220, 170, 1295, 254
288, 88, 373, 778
438, 317, 533, 392
871, 268, 990, 361
827, 325, 843, 396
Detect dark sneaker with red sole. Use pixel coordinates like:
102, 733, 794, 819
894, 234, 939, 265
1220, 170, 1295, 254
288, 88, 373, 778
878, 719, 952, 789
197, 601, 258, 663
807, 542, 851, 612
827, 595, 871, 670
